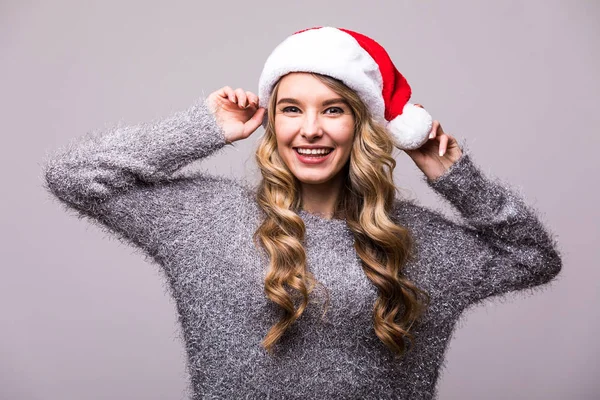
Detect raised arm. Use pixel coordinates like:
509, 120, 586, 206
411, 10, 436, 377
43, 98, 228, 207
41, 95, 252, 270
401, 142, 563, 312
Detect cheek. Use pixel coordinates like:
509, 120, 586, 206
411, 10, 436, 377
274, 119, 298, 145
329, 120, 355, 149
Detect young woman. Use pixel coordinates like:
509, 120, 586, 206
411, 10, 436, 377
42, 27, 562, 399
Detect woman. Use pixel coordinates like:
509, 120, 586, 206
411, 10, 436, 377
42, 27, 562, 399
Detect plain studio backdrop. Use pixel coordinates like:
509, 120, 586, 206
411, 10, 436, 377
2, 1, 598, 399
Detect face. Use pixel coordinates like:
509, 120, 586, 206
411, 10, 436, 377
274, 72, 355, 185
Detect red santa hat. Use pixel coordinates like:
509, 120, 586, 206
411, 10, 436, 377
257, 26, 433, 150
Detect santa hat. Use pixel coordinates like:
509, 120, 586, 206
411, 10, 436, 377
257, 26, 433, 150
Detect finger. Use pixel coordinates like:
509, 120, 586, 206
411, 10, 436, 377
211, 88, 228, 108
438, 134, 449, 157
214, 88, 225, 99
235, 88, 248, 108
437, 121, 444, 135
223, 86, 236, 103
216, 86, 229, 99
246, 91, 259, 107
429, 120, 439, 139
242, 108, 266, 137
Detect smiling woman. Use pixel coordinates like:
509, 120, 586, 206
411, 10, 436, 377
42, 26, 563, 399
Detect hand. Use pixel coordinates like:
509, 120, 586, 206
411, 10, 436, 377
404, 104, 463, 181
205, 86, 266, 144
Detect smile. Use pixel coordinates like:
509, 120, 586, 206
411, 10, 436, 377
293, 148, 334, 164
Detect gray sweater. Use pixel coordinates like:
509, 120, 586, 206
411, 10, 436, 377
41, 97, 562, 400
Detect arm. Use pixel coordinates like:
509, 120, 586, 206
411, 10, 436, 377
41, 97, 245, 269
411, 141, 563, 310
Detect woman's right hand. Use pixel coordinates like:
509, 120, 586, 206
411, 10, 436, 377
205, 86, 266, 144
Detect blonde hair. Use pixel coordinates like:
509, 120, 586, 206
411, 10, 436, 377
252, 73, 430, 358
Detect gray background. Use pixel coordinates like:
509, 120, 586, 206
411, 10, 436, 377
2, 0, 598, 399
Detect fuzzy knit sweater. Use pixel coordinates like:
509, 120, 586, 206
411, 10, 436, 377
41, 97, 563, 400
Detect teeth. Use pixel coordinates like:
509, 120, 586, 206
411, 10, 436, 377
296, 148, 332, 155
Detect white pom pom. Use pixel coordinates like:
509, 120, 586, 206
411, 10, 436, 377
386, 103, 433, 150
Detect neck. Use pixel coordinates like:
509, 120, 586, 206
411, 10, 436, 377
300, 172, 344, 219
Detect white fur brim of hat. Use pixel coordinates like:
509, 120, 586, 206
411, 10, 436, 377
257, 27, 432, 150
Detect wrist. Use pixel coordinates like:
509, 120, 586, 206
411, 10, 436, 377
425, 150, 463, 182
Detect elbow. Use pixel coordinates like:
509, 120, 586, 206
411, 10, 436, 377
546, 247, 563, 282
526, 221, 564, 286
535, 245, 563, 286
41, 156, 100, 209
41, 157, 65, 198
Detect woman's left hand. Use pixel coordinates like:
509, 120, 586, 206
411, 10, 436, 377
404, 104, 463, 181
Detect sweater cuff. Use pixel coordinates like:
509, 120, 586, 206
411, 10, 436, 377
191, 97, 230, 148
424, 139, 505, 220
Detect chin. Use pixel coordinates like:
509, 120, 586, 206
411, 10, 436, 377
297, 176, 333, 185
292, 167, 342, 185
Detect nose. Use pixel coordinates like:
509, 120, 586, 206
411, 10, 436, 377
300, 111, 323, 140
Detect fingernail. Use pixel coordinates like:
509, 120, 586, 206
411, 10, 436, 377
439, 149, 444, 157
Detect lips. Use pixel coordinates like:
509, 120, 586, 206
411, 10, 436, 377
293, 147, 334, 164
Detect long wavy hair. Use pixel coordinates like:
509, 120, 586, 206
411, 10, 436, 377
252, 73, 430, 358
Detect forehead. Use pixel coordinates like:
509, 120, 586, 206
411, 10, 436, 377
277, 72, 338, 98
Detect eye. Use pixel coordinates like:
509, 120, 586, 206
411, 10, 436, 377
282, 106, 300, 113
325, 107, 344, 114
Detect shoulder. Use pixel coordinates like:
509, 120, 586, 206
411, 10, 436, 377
391, 197, 449, 229
390, 197, 469, 253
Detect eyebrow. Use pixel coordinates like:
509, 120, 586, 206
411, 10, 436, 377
276, 97, 348, 107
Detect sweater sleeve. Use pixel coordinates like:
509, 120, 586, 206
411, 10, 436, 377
416, 140, 563, 309
41, 97, 246, 272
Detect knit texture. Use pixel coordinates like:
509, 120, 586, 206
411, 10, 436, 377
41, 98, 563, 400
